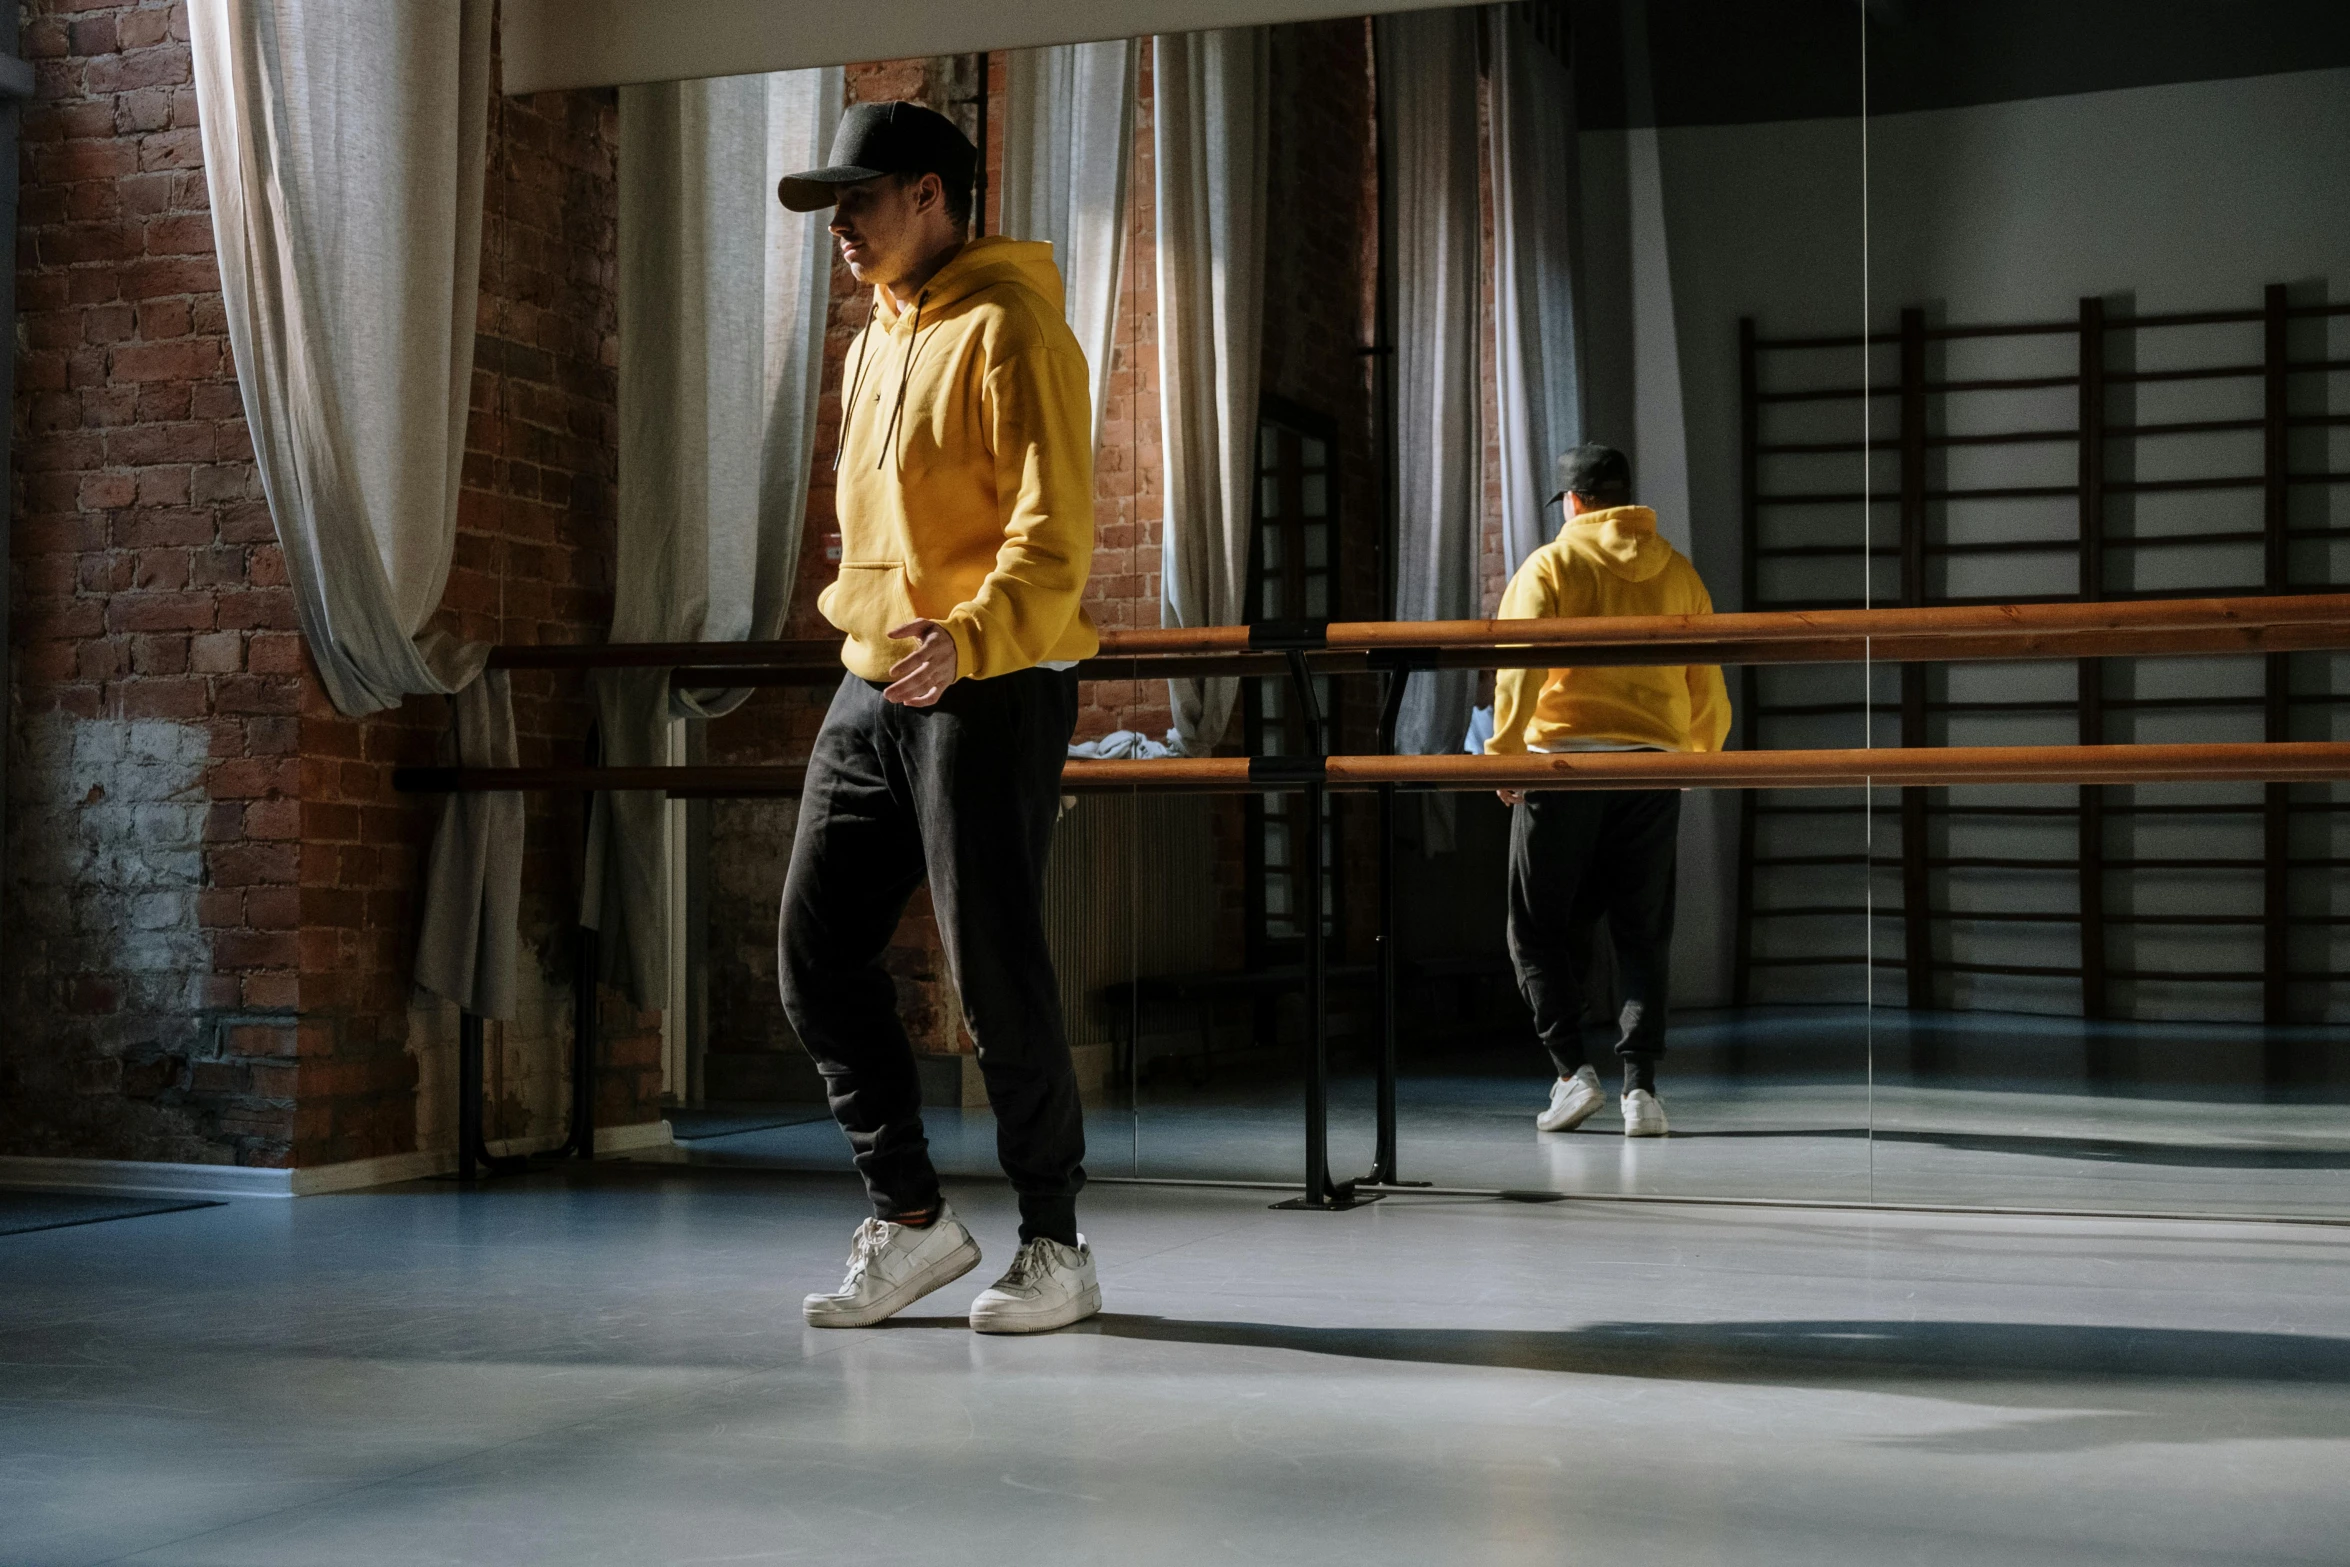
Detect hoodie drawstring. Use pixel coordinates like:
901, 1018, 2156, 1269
876, 289, 928, 470
831, 290, 880, 473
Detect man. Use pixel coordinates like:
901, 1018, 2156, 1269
1486, 445, 1730, 1139
776, 103, 1101, 1334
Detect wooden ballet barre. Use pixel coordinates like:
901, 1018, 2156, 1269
1097, 590, 2350, 656
477, 591, 2350, 681
393, 740, 2350, 799
677, 619, 2350, 686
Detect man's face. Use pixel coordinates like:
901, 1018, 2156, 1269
829, 173, 943, 291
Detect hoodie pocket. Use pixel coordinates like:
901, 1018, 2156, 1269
902, 548, 994, 624
818, 561, 920, 644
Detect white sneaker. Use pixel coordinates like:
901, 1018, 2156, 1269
1621, 1089, 1669, 1138
1536, 1066, 1606, 1132
968, 1236, 1101, 1335
802, 1204, 982, 1328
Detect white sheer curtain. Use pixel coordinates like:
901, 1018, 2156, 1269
589, 68, 842, 1009
1486, 4, 1584, 576
1002, 41, 1138, 452
1155, 27, 1269, 756
1377, 8, 1482, 756
187, 0, 521, 1018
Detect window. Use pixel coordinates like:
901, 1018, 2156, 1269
1242, 403, 1341, 958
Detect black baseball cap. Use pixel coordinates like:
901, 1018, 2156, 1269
778, 101, 978, 212
1550, 444, 1632, 505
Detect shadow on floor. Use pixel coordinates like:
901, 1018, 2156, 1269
0, 1191, 218, 1236
1082, 1313, 2350, 1386
666, 1107, 833, 1143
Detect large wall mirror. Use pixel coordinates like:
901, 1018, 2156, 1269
617, 2, 2350, 1224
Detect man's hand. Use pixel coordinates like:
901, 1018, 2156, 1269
883, 619, 959, 707
1497, 788, 1527, 807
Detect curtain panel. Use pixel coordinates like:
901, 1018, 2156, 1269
1154, 28, 1270, 756
1002, 40, 1140, 454
1376, 7, 1483, 757
187, 0, 522, 1018
1486, 4, 1584, 577
589, 68, 843, 1009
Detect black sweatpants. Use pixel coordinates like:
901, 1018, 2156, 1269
1507, 789, 1682, 1093
778, 667, 1084, 1245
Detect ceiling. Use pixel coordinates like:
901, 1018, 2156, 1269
1571, 0, 2350, 129
502, 0, 2350, 122
500, 0, 1478, 95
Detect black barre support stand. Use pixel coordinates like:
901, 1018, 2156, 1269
1258, 631, 1378, 1212
567, 921, 600, 1158
456, 1010, 530, 1182
455, 742, 603, 1185
1363, 655, 1432, 1191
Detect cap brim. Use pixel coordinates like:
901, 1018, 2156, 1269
777, 166, 885, 212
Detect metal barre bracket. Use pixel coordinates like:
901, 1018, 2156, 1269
1248, 619, 1331, 651
1246, 755, 1327, 785
1366, 648, 1441, 673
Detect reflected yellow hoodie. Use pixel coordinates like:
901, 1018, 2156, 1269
821, 236, 1098, 682
1485, 505, 1732, 755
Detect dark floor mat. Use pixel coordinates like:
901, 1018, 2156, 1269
0, 1191, 221, 1236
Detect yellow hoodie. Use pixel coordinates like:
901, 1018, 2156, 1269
1485, 506, 1732, 756
821, 236, 1098, 682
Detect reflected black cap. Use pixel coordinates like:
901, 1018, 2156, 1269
777, 101, 978, 212
1551, 444, 1632, 505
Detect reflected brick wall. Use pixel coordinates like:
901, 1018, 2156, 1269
699, 32, 1398, 1085
704, 50, 1195, 1084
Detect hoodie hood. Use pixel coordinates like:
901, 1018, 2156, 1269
1560, 505, 1671, 583
873, 235, 1065, 326
1485, 502, 1731, 757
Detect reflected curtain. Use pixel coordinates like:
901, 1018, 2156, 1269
590, 68, 842, 1008
1378, 8, 1482, 757
1002, 40, 1138, 453
1155, 28, 1269, 756
1486, 4, 1584, 576
187, 0, 522, 1018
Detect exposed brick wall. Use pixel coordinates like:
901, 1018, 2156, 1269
4, 2, 659, 1167
5, 0, 301, 1165
1079, 40, 1171, 743
3, 20, 1411, 1152
981, 49, 1005, 237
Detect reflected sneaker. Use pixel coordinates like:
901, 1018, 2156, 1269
1537, 1066, 1606, 1132
969, 1236, 1101, 1335
803, 1204, 982, 1328
1621, 1089, 1669, 1138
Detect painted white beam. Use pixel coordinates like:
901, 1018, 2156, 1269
502, 0, 1480, 95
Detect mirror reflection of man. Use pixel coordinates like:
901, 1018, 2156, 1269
1486, 446, 1731, 1139
776, 103, 1101, 1334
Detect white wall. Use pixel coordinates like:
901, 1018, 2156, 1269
1660, 65, 2350, 591
1591, 66, 2350, 1023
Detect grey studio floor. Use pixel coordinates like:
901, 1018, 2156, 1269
10, 1126, 2350, 1567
